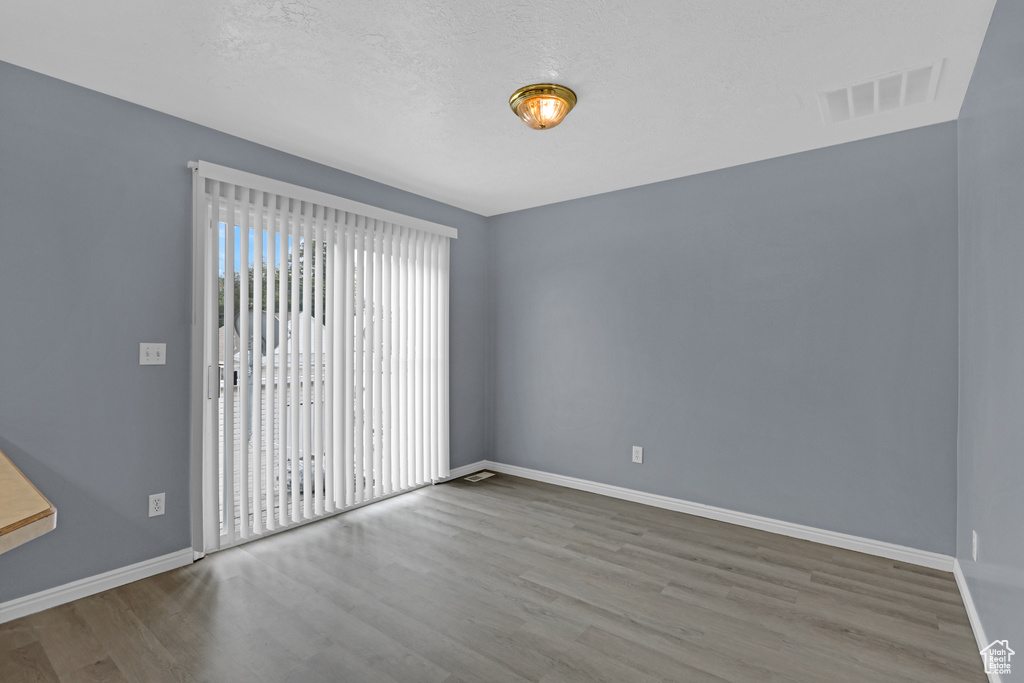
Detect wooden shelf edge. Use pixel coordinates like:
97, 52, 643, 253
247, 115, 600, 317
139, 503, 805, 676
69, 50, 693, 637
0, 510, 57, 555
0, 504, 57, 537
0, 448, 57, 555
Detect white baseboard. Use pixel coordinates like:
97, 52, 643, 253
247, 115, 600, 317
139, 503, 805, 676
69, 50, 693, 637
954, 559, 1000, 683
0, 548, 193, 624
444, 461, 494, 480
454, 460, 955, 572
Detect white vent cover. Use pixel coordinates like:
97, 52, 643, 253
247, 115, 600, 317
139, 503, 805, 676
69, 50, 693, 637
820, 60, 944, 124
464, 472, 495, 483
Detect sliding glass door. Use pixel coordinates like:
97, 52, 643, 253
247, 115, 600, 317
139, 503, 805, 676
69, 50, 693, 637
191, 163, 452, 552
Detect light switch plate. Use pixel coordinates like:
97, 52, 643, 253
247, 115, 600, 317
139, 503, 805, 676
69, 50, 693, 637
140, 343, 166, 365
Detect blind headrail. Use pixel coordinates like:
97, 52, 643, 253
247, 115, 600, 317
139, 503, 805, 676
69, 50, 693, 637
188, 161, 457, 240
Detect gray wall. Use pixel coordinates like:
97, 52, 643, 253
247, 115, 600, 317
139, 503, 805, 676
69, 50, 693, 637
490, 124, 960, 554
0, 60, 489, 604
957, 0, 1024, 651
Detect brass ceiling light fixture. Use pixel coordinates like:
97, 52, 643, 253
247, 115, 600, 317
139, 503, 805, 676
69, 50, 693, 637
509, 83, 577, 130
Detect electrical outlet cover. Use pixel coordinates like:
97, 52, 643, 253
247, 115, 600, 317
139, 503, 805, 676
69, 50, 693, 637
149, 492, 165, 517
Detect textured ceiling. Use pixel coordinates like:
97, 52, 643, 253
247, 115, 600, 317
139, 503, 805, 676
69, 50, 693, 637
0, 1, 996, 216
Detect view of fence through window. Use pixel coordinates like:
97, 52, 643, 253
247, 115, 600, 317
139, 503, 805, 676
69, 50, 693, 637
218, 223, 327, 537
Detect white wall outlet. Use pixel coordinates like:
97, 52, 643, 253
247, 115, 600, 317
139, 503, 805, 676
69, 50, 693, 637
140, 343, 166, 365
972, 530, 978, 561
149, 492, 165, 517
632, 446, 643, 464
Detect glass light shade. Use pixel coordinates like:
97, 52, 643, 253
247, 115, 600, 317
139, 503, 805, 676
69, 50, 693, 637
509, 84, 577, 130
516, 95, 570, 130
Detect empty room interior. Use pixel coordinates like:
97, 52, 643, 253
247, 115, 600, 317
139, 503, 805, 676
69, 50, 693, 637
1, 1, 1022, 681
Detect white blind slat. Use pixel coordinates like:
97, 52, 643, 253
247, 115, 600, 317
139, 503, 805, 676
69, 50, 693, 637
202, 188, 221, 551
381, 223, 393, 495
265, 198, 277, 532
239, 190, 253, 540
289, 204, 302, 524
372, 221, 383, 498
353, 219, 366, 505
342, 218, 355, 508
430, 236, 440, 482
251, 191, 264, 536
401, 228, 410, 491
324, 211, 337, 512
312, 212, 325, 516
300, 203, 313, 519
277, 205, 290, 527
415, 231, 425, 486
401, 228, 412, 490
439, 238, 450, 479
363, 219, 376, 500
222, 184, 237, 547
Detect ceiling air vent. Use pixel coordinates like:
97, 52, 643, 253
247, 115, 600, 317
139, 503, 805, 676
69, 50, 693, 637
819, 60, 944, 124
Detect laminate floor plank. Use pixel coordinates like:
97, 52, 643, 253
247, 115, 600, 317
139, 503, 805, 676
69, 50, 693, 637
1, 474, 986, 681
573, 625, 731, 683
564, 602, 776, 683
0, 640, 61, 683
140, 610, 268, 683
807, 570, 968, 621
28, 604, 107, 677
238, 543, 532, 683
236, 551, 454, 683
58, 656, 126, 683
0, 617, 41, 653
73, 593, 188, 683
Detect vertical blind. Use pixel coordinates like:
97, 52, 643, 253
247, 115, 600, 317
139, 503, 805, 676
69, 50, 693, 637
192, 162, 454, 552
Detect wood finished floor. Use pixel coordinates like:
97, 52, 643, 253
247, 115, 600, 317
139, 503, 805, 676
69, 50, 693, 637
0, 474, 985, 682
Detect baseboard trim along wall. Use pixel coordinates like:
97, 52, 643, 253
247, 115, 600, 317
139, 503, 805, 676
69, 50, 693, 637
0, 548, 193, 624
446, 461, 494, 480
447, 460, 956, 572
954, 559, 1000, 683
